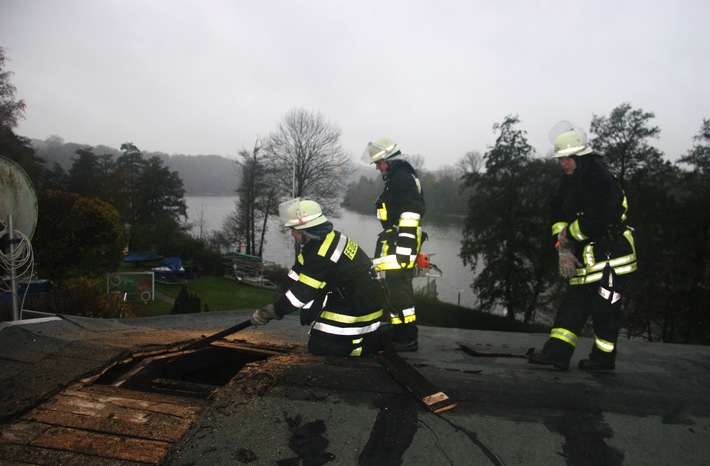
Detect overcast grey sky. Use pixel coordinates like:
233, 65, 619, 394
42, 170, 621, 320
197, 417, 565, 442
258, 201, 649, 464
1, 0, 708, 168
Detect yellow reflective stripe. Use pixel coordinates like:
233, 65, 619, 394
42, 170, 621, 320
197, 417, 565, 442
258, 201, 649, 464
373, 255, 415, 270
569, 262, 637, 285
582, 243, 594, 267
399, 219, 420, 227
594, 335, 615, 353
299, 273, 326, 289
297, 253, 304, 265
569, 219, 589, 241
399, 212, 421, 228
377, 206, 388, 221
623, 228, 635, 249
550, 327, 578, 347
318, 231, 336, 257
413, 175, 422, 194
389, 307, 416, 325
391, 314, 417, 325
320, 309, 383, 324
620, 195, 628, 222
594, 254, 637, 272
578, 254, 638, 275
579, 228, 636, 272
552, 222, 568, 236
350, 347, 363, 356
313, 321, 381, 336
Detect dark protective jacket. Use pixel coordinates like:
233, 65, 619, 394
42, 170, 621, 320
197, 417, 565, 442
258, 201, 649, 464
551, 154, 637, 285
373, 160, 426, 270
273, 230, 383, 336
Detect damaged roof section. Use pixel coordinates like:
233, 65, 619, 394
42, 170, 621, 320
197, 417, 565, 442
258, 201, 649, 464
2, 312, 710, 465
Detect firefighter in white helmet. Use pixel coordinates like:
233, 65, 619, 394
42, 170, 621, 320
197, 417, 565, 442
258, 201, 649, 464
362, 139, 426, 352
528, 121, 637, 371
251, 198, 384, 357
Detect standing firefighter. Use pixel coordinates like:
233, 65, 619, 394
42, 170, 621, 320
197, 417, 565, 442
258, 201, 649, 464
362, 139, 426, 352
528, 121, 637, 371
251, 198, 384, 357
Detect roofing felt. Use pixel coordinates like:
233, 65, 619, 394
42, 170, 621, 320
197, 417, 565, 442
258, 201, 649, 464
1, 311, 709, 465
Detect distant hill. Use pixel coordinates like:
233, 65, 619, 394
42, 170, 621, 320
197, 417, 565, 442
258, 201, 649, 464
30, 139, 240, 196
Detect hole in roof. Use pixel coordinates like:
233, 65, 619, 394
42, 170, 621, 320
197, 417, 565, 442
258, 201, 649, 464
93, 345, 273, 398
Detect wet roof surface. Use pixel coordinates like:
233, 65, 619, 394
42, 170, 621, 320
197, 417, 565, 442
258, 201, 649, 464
1, 311, 709, 465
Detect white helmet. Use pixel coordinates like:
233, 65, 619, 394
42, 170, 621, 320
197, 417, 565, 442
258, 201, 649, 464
279, 198, 328, 230
549, 121, 593, 157
361, 138, 401, 164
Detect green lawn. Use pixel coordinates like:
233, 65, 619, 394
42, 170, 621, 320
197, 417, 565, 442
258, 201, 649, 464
146, 275, 276, 315
127, 267, 548, 333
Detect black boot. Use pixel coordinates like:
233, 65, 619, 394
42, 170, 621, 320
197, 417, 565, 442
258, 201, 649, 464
527, 350, 569, 370
391, 323, 418, 352
392, 339, 419, 352
527, 339, 573, 370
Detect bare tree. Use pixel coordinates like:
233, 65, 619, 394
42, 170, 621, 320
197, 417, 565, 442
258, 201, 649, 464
407, 154, 426, 172
456, 150, 484, 176
264, 108, 353, 214
192, 202, 208, 240
234, 139, 278, 257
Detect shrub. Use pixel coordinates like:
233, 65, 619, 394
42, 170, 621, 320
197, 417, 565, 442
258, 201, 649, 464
171, 285, 201, 314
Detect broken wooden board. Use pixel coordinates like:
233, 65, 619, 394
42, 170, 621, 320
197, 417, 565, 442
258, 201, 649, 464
377, 348, 457, 414
0, 382, 205, 465
458, 343, 534, 359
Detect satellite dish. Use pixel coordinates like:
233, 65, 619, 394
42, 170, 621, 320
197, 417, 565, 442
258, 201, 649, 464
0, 156, 38, 239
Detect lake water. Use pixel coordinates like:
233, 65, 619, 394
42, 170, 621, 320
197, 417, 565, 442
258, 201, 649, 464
185, 196, 478, 308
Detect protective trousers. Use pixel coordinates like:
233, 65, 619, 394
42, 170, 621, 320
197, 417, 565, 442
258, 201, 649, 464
543, 273, 626, 364
383, 268, 418, 344
308, 329, 382, 357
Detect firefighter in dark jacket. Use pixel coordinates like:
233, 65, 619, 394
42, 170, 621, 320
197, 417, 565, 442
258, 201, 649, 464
251, 198, 384, 357
528, 121, 637, 371
362, 139, 426, 352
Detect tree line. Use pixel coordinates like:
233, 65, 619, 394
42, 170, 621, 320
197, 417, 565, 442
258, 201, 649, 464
2, 46, 709, 342
31, 137, 238, 196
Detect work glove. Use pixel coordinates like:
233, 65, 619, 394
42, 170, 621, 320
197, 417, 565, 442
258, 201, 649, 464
558, 252, 582, 279
557, 228, 582, 279
251, 304, 281, 326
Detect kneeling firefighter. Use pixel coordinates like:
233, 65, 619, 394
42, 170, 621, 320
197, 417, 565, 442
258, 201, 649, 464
528, 121, 637, 371
251, 198, 384, 357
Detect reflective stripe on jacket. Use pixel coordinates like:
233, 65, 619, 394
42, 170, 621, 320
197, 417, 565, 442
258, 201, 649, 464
550, 156, 637, 286
374, 160, 426, 269
274, 230, 383, 336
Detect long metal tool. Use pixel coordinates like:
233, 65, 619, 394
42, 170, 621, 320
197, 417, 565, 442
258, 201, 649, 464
179, 319, 253, 351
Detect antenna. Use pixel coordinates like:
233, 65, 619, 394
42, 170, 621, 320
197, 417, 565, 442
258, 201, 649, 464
0, 156, 38, 321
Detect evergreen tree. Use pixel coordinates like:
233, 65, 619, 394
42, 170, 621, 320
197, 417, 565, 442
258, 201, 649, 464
68, 147, 101, 197
460, 115, 556, 321
590, 102, 663, 187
